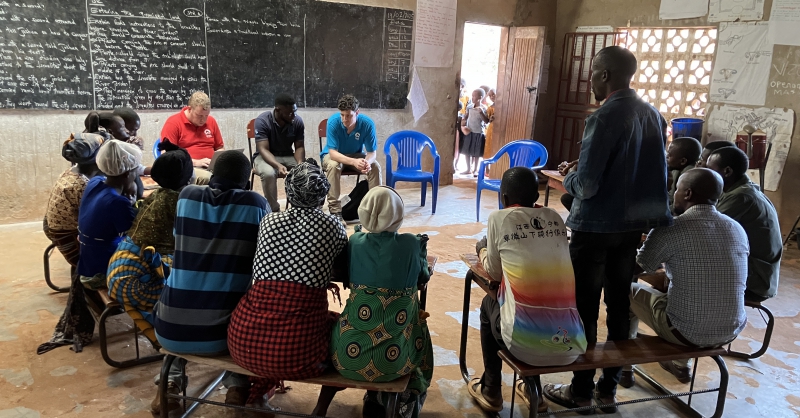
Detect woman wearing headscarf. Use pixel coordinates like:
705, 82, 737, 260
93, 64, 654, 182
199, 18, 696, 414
107, 140, 194, 344
77, 140, 141, 291
227, 159, 349, 410
85, 110, 148, 200
37, 134, 106, 355
327, 186, 433, 418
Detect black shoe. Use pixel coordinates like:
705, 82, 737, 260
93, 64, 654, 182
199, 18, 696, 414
619, 370, 635, 388
594, 391, 617, 414
659, 361, 691, 384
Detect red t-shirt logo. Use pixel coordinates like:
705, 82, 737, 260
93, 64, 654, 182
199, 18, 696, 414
204, 129, 212, 138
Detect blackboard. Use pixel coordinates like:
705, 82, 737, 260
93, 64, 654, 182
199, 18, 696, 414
0, 0, 413, 110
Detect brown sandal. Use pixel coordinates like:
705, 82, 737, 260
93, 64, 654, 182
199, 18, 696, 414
542, 383, 595, 415
467, 377, 503, 412
514, 379, 548, 413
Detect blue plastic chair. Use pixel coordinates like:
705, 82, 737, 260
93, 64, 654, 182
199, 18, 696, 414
152, 139, 161, 159
384, 130, 440, 214
476, 140, 548, 221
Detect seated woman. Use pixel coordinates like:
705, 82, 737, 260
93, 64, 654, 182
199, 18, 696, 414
113, 107, 145, 150
227, 160, 348, 410
85, 110, 148, 200
77, 140, 140, 292
327, 186, 433, 418
107, 140, 193, 344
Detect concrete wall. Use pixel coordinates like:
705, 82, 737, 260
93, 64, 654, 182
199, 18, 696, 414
549, 0, 800, 235
0, 0, 561, 225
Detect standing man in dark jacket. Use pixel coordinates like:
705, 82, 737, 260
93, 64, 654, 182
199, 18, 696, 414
544, 46, 673, 413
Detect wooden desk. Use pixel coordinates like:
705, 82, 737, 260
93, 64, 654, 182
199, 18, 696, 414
141, 176, 158, 198
457, 253, 497, 384
540, 170, 566, 207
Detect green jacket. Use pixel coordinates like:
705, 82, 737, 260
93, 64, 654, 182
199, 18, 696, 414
716, 175, 782, 299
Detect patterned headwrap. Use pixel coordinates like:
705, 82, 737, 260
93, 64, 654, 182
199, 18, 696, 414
285, 159, 330, 208
62, 132, 105, 165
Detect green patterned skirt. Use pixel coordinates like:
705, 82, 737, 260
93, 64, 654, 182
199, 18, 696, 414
331, 284, 433, 417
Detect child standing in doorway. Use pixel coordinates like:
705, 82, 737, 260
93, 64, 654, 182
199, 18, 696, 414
461, 88, 489, 176
483, 88, 496, 160
455, 78, 470, 171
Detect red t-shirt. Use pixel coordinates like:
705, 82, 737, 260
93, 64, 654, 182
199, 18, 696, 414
160, 107, 224, 160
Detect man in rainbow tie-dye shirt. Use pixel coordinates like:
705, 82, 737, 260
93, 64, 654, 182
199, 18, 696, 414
467, 167, 587, 414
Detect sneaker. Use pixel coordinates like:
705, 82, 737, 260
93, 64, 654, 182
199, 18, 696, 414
150, 381, 182, 415
225, 385, 250, 406
659, 361, 691, 384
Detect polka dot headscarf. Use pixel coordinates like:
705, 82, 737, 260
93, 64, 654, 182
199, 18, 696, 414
285, 159, 330, 208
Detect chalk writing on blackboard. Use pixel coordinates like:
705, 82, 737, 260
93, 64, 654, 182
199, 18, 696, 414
385, 9, 413, 83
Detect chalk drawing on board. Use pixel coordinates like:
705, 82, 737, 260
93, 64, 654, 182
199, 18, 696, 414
706, 105, 795, 191
708, 0, 764, 22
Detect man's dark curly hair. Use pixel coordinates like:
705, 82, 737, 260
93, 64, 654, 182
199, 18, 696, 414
337, 94, 359, 112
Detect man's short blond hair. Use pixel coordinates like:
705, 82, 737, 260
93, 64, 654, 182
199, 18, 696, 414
187, 91, 211, 110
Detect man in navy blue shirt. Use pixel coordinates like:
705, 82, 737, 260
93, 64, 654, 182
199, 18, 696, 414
252, 94, 306, 212
321, 94, 382, 219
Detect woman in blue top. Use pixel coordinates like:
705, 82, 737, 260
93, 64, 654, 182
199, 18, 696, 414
77, 140, 140, 289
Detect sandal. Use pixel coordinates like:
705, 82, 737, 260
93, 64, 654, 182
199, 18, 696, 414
514, 379, 548, 413
466, 377, 503, 412
542, 383, 595, 415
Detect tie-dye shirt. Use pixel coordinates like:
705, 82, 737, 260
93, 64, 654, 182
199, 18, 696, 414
480, 206, 587, 366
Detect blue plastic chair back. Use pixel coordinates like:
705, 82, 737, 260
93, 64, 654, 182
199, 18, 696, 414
383, 130, 441, 214
152, 139, 161, 159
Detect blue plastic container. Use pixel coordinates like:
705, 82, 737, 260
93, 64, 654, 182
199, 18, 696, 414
671, 118, 704, 140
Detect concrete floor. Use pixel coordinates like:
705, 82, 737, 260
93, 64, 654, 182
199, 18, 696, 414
1, 179, 799, 417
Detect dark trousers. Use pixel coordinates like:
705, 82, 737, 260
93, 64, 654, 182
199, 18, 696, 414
479, 292, 541, 394
569, 230, 642, 398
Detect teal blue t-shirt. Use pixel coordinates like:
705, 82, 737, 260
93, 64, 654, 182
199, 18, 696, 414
321, 113, 378, 158
348, 227, 429, 290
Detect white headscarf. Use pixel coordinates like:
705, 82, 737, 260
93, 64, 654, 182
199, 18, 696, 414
96, 139, 142, 176
358, 186, 404, 233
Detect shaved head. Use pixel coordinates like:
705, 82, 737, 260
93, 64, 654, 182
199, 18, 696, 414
667, 137, 702, 170
500, 167, 540, 208
673, 168, 724, 215
591, 46, 637, 101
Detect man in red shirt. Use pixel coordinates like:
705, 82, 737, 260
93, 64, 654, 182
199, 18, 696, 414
160, 91, 224, 184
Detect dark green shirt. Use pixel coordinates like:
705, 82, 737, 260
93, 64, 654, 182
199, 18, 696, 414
348, 226, 430, 290
716, 175, 782, 299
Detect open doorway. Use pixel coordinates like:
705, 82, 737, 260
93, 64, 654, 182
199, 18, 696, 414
455, 22, 503, 178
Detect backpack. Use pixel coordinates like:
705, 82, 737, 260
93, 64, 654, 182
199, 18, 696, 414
341, 180, 369, 221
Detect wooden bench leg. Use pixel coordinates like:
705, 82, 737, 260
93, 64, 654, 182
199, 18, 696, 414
543, 183, 550, 207
99, 303, 163, 369
726, 303, 774, 360
43, 243, 70, 293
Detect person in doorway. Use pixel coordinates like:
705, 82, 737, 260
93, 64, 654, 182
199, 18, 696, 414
482, 88, 497, 161
455, 78, 471, 172
113, 107, 145, 150
461, 88, 489, 176
468, 167, 587, 414
321, 94, 382, 222
153, 150, 267, 414
252, 93, 306, 212
695, 140, 735, 168
160, 91, 225, 185
705, 147, 782, 303
666, 137, 702, 213
543, 46, 672, 413
631, 168, 747, 383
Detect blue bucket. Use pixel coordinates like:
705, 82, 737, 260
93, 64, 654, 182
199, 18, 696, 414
671, 118, 704, 140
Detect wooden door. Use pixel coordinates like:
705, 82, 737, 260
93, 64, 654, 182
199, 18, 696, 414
490, 26, 546, 178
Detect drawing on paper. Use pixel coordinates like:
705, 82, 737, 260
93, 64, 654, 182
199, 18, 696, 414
720, 34, 743, 47
719, 69, 738, 80
709, 0, 765, 22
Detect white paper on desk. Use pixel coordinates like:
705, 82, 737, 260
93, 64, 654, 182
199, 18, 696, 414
706, 105, 795, 191
709, 0, 765, 22
769, 0, 800, 46
710, 22, 773, 106
660, 0, 709, 19
407, 67, 429, 123
414, 0, 457, 67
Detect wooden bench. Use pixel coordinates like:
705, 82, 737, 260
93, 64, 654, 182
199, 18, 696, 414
158, 350, 411, 418
498, 335, 729, 418
91, 288, 163, 368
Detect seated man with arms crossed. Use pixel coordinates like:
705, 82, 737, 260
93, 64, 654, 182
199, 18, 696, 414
706, 147, 782, 303
152, 151, 269, 414
252, 93, 305, 212
468, 167, 587, 414
160, 91, 224, 185
631, 168, 748, 383
321, 94, 382, 222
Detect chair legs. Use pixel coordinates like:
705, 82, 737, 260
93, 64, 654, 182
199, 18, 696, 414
432, 180, 438, 214
43, 243, 71, 293
420, 181, 427, 207
476, 189, 482, 222
727, 302, 775, 359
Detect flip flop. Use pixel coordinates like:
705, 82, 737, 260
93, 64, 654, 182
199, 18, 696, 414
466, 378, 503, 413
542, 383, 595, 415
514, 379, 548, 413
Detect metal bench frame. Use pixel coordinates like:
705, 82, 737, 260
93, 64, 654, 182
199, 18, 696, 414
726, 300, 775, 360
43, 243, 71, 293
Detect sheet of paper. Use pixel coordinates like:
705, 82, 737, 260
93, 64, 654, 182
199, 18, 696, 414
768, 0, 800, 46
407, 67, 429, 123
575, 26, 615, 33
706, 105, 795, 191
709, 0, 765, 21
710, 22, 773, 106
660, 0, 709, 19
414, 0, 457, 68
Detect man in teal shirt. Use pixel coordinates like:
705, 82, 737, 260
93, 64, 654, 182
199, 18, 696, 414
321, 94, 382, 220
706, 147, 782, 302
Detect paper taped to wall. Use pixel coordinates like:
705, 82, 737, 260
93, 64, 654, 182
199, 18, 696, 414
768, 0, 800, 46
710, 22, 772, 106
706, 105, 794, 191
414, 0, 457, 67
407, 67, 429, 123
660, 0, 709, 20
708, 0, 765, 22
